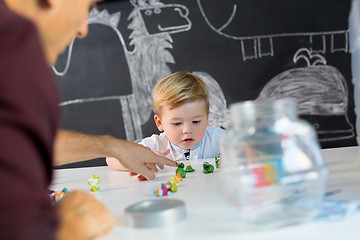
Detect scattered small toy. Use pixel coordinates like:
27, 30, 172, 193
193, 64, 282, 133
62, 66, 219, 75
215, 154, 221, 168
88, 174, 100, 192
203, 162, 214, 174
48, 188, 68, 202
167, 180, 178, 193
153, 173, 183, 197
185, 163, 195, 172
169, 173, 183, 187
176, 162, 186, 178
153, 183, 172, 197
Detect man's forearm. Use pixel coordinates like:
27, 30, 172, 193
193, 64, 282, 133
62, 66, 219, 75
54, 130, 117, 166
54, 130, 177, 180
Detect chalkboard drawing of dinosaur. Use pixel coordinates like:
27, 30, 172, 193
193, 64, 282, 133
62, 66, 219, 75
53, 1, 192, 141
257, 48, 354, 142
197, 0, 349, 61
127, 0, 191, 124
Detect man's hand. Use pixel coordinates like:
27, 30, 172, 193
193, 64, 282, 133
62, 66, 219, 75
56, 190, 116, 240
129, 149, 171, 181
108, 140, 176, 180
150, 148, 171, 171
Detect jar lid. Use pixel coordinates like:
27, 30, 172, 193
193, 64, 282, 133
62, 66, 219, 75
125, 199, 186, 228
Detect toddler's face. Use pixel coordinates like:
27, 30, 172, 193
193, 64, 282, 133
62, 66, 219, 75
154, 100, 209, 150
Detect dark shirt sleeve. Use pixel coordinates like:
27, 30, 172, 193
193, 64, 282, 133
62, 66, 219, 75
0, 2, 60, 239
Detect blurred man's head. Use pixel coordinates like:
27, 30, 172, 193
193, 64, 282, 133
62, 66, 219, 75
5, 0, 102, 65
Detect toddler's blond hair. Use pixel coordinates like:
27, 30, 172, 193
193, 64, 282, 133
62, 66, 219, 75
152, 72, 209, 116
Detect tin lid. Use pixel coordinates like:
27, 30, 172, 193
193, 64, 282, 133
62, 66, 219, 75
124, 199, 186, 228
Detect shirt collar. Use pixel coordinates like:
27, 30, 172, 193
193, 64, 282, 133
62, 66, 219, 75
169, 140, 201, 153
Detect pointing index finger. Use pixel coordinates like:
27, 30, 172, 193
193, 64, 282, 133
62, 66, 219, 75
153, 155, 177, 167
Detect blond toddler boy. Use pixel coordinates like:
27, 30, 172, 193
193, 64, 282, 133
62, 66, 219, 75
106, 72, 225, 170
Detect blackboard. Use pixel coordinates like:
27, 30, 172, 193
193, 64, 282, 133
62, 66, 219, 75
54, 0, 356, 168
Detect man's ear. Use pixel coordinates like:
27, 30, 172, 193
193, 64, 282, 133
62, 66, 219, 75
40, 0, 54, 8
154, 115, 164, 131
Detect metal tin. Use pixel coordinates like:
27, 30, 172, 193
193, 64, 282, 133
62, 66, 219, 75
124, 199, 186, 228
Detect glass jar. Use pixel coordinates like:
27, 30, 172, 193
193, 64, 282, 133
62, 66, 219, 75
219, 98, 328, 228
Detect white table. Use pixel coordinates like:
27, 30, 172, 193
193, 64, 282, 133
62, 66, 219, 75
51, 146, 360, 240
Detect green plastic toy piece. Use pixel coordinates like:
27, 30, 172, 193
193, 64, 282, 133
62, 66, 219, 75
215, 154, 220, 168
185, 164, 195, 172
168, 181, 178, 192
90, 186, 100, 192
176, 163, 184, 168
175, 163, 186, 178
203, 162, 214, 174
88, 174, 100, 192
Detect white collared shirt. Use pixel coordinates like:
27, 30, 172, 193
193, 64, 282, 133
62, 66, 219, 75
139, 127, 225, 161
